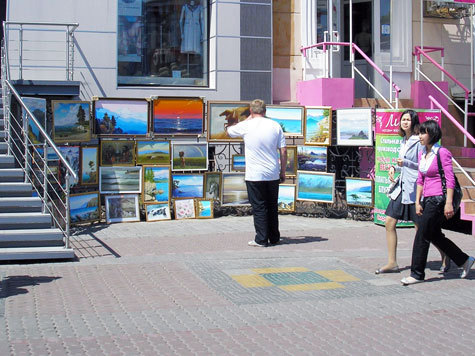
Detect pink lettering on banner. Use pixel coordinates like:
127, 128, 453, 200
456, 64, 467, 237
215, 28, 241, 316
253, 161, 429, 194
375, 110, 441, 135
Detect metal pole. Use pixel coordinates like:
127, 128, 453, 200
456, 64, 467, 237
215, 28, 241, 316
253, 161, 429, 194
350, 0, 354, 78
65, 173, 71, 249
42, 143, 47, 214
23, 112, 29, 182
420, 0, 423, 52
471, 5, 474, 105
328, 0, 333, 78
19, 25, 23, 80
66, 26, 70, 80
464, 99, 468, 147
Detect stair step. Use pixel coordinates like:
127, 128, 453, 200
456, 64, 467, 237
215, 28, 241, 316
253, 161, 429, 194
0, 155, 15, 168
0, 246, 74, 261
0, 212, 52, 229
0, 131, 5, 140
0, 182, 33, 197
462, 199, 475, 215
0, 228, 64, 247
455, 168, 475, 186
0, 197, 42, 212
453, 157, 475, 168
448, 146, 475, 158
0, 168, 24, 182
0, 142, 7, 154
461, 186, 475, 200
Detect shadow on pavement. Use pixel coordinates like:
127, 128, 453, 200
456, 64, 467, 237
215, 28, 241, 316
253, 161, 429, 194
279, 236, 328, 245
71, 224, 121, 259
0, 275, 61, 298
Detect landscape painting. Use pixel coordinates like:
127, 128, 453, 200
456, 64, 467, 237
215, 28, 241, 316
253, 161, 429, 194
278, 184, 296, 212
153, 97, 204, 135
266, 105, 304, 137
232, 155, 245, 172
22, 97, 47, 144
297, 146, 327, 171
105, 194, 140, 223
171, 142, 208, 171
100, 140, 136, 166
99, 166, 142, 194
304, 107, 332, 146
58, 146, 80, 188
284, 146, 297, 177
143, 165, 170, 203
52, 101, 91, 143
297, 171, 335, 203
80, 146, 98, 185
136, 141, 170, 165
207, 101, 250, 141
174, 199, 196, 220
221, 172, 250, 206
94, 98, 148, 136
204, 172, 222, 199
69, 192, 100, 224
346, 177, 373, 207
172, 173, 204, 199
196, 199, 213, 219
337, 108, 373, 146
145, 203, 171, 222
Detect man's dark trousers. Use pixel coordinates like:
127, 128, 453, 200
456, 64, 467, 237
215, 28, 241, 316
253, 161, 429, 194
246, 179, 280, 245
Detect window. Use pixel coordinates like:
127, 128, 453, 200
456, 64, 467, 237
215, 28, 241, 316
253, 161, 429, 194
117, 0, 208, 87
380, 0, 390, 52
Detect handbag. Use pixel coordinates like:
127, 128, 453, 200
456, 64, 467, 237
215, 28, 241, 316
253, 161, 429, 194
386, 175, 401, 199
436, 150, 463, 213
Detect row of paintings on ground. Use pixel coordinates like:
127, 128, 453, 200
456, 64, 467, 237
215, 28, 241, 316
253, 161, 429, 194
24, 96, 373, 146
69, 172, 374, 225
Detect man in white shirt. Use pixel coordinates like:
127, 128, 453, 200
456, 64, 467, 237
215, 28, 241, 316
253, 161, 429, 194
226, 99, 287, 247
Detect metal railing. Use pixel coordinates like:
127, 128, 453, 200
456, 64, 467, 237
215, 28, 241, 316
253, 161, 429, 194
414, 46, 472, 147
301, 42, 401, 109
3, 21, 79, 81
1, 42, 78, 249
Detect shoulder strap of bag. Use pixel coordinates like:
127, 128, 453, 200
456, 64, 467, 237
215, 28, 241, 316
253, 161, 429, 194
436, 150, 447, 196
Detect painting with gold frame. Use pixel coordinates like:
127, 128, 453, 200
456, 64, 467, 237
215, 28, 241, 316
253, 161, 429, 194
304, 106, 332, 146
52, 100, 91, 143
345, 177, 374, 208
142, 165, 171, 203
136, 140, 170, 165
297, 171, 335, 203
69, 191, 100, 225
284, 145, 297, 177
80, 146, 98, 185
145, 203, 171, 222
207, 101, 250, 142
195, 199, 214, 219
204, 172, 222, 200
221, 172, 250, 206
100, 140, 136, 166
152, 97, 204, 136
105, 194, 140, 223
174, 198, 196, 220
231, 154, 245, 172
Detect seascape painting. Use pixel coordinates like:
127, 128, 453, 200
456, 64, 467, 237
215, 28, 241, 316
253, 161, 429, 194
304, 107, 332, 146
297, 146, 327, 172
153, 97, 204, 135
53, 101, 91, 143
346, 178, 373, 207
221, 172, 250, 206
204, 172, 222, 199
266, 105, 304, 136
232, 155, 245, 172
143, 165, 170, 203
136, 141, 170, 165
22, 97, 47, 144
172, 142, 208, 171
100, 166, 142, 194
58, 146, 80, 187
95, 98, 148, 136
278, 184, 296, 212
337, 108, 373, 146
69, 192, 100, 224
101, 140, 136, 166
174, 199, 196, 220
105, 194, 140, 223
284, 146, 297, 177
145, 203, 171, 222
196, 199, 213, 219
297, 171, 335, 203
207, 101, 250, 141
34, 146, 59, 161
81, 146, 98, 185
172, 173, 204, 198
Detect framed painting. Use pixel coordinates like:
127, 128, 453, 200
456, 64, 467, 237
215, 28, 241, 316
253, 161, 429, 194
34, 146, 59, 161
100, 140, 136, 166
278, 184, 296, 212
345, 177, 374, 208
195, 199, 213, 219
204, 172, 222, 199
22, 97, 47, 144
152, 97, 204, 135
221, 172, 250, 206
266, 105, 304, 137
207, 101, 250, 141
80, 146, 98, 185
296, 171, 335, 203
69, 191, 100, 225
105, 194, 140, 223
94, 98, 148, 136
99, 166, 142, 194
143, 165, 170, 203
304, 107, 332, 146
231, 154, 245, 172
284, 146, 297, 177
145, 203, 171, 222
171, 142, 208, 171
297, 146, 327, 172
52, 100, 91, 143
336, 108, 373, 146
171, 173, 204, 199
174, 199, 196, 220
58, 146, 80, 187
136, 140, 170, 165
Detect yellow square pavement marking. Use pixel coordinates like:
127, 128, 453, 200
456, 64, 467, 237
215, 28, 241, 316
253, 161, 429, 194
252, 267, 310, 274
279, 282, 344, 291
231, 274, 273, 288
316, 270, 360, 282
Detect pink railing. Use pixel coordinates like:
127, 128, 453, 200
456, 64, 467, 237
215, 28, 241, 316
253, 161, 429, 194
301, 42, 401, 100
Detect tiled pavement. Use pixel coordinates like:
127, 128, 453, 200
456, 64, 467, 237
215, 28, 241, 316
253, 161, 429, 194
0, 215, 474, 355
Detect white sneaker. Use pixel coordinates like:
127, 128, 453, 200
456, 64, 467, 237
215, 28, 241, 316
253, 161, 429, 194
461, 256, 475, 279
248, 240, 267, 247
401, 276, 423, 286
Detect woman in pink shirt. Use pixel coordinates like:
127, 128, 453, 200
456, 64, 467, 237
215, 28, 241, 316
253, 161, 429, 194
401, 120, 474, 285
